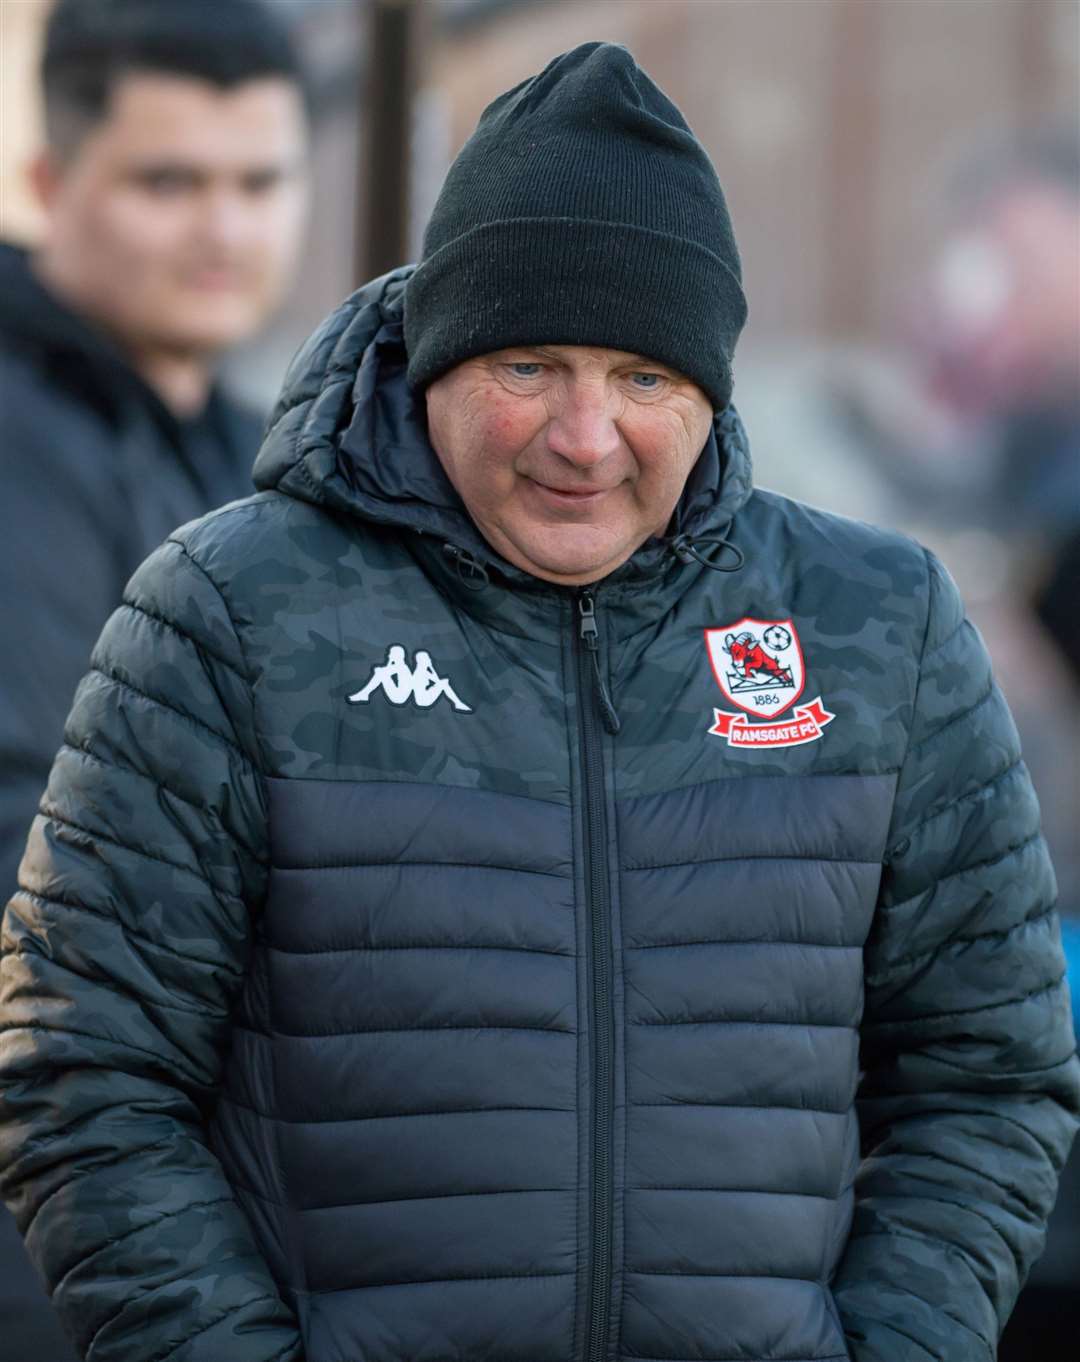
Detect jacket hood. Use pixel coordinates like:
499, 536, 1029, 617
254, 266, 754, 586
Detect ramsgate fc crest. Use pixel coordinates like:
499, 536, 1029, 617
704, 618, 833, 748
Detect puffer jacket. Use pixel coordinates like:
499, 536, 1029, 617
1, 269, 1077, 1362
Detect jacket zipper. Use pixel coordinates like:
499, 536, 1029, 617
576, 588, 616, 1362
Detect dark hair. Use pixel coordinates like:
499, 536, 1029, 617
42, 0, 308, 156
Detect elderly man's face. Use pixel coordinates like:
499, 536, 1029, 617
425, 345, 713, 585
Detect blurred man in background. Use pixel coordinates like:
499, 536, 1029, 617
0, 0, 308, 1355
926, 126, 1079, 540
924, 125, 1080, 1362
842, 122, 1080, 1362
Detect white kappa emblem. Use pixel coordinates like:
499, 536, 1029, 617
703, 618, 834, 748
348, 645, 472, 713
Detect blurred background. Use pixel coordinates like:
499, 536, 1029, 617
2, 1, 1078, 1358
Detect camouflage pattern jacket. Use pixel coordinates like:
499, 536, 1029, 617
1, 269, 1077, 1362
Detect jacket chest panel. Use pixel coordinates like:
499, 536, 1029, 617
249, 590, 572, 800
611, 639, 914, 795
601, 559, 920, 796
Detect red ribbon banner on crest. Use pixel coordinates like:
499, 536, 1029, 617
708, 697, 835, 749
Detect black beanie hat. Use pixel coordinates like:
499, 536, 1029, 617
404, 42, 747, 411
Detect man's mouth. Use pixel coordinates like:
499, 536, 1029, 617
182, 265, 250, 292
528, 478, 609, 505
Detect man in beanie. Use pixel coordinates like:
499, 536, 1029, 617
1, 42, 1076, 1362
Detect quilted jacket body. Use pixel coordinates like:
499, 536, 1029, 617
1, 271, 1077, 1362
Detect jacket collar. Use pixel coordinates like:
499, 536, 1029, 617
0, 240, 246, 460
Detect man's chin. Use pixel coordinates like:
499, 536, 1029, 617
158, 327, 254, 355
149, 302, 267, 355
503, 529, 637, 587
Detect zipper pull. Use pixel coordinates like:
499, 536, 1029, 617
441, 542, 490, 591
578, 592, 621, 736
579, 592, 600, 648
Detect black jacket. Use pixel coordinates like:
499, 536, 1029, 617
0, 241, 260, 899
0, 241, 262, 1361
1, 270, 1078, 1362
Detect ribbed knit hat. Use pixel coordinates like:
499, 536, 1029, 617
404, 42, 747, 411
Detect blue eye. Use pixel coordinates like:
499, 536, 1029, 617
631, 372, 662, 390
510, 362, 543, 377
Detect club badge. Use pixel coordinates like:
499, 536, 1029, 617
704, 618, 834, 748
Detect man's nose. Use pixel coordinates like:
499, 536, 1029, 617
196, 189, 253, 251
545, 383, 621, 466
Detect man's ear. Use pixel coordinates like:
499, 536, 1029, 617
27, 149, 64, 214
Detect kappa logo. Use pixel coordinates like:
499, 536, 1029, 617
348, 644, 472, 713
703, 618, 834, 749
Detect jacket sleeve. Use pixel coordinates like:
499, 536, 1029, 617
0, 534, 303, 1362
832, 549, 1080, 1361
